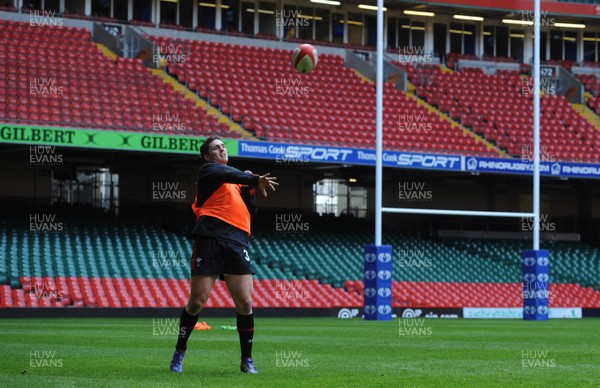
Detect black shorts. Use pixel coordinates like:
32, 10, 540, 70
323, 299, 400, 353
190, 236, 254, 278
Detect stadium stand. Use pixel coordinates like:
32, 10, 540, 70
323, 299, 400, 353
1, 14, 600, 315
402, 63, 600, 162
153, 36, 498, 155
4, 19, 597, 161
2, 209, 599, 308
0, 18, 501, 154
0, 20, 234, 136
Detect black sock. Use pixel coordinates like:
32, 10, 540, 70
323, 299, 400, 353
237, 313, 254, 360
175, 308, 199, 352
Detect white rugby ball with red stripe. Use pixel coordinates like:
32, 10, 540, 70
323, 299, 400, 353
292, 44, 318, 74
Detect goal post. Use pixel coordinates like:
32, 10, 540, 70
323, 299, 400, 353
365, 0, 549, 321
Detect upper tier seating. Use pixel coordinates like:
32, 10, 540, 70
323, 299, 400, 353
154, 36, 498, 155
404, 64, 599, 162
0, 20, 235, 136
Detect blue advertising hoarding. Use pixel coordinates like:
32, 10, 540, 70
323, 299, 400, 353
239, 141, 462, 171
238, 140, 600, 179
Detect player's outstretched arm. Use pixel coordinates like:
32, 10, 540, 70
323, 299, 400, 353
257, 173, 278, 198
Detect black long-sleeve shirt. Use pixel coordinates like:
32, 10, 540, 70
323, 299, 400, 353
191, 161, 259, 246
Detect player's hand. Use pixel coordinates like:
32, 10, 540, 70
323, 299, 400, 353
257, 173, 278, 198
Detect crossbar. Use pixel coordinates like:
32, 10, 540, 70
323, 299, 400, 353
382, 207, 535, 218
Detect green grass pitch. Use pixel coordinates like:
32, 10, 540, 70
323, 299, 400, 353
1, 317, 599, 387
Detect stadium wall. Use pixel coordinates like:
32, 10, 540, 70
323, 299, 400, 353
1, 146, 599, 217
1, 159, 51, 200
